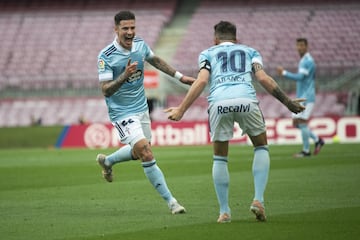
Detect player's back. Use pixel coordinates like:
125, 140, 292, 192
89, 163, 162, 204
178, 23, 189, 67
199, 42, 261, 103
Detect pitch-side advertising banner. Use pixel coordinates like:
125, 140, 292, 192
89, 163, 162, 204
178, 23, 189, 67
55, 116, 360, 148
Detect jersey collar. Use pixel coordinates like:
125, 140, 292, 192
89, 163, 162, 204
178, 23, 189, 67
219, 42, 235, 46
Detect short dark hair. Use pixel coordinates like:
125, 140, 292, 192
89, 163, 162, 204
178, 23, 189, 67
296, 38, 308, 46
114, 11, 135, 25
214, 21, 236, 41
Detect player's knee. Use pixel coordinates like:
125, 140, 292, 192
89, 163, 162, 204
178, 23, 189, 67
133, 141, 154, 162
131, 149, 140, 160
139, 151, 154, 162
136, 151, 154, 162
249, 132, 267, 147
137, 145, 154, 162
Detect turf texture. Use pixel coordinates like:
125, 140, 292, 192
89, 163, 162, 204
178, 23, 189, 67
0, 143, 359, 240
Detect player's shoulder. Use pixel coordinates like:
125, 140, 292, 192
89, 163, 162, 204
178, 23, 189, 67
199, 43, 259, 58
304, 52, 314, 60
200, 44, 225, 56
237, 43, 258, 53
303, 53, 315, 65
98, 43, 117, 58
133, 36, 145, 43
133, 36, 151, 50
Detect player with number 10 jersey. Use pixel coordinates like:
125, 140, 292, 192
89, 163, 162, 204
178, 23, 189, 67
199, 43, 262, 103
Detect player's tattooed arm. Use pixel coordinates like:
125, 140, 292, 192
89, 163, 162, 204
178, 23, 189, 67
252, 62, 290, 105
148, 55, 195, 85
100, 73, 128, 97
254, 64, 305, 113
101, 59, 138, 97
271, 86, 291, 106
147, 56, 176, 77
272, 86, 305, 113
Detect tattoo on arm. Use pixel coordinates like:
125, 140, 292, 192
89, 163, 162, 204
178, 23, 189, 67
252, 63, 263, 73
271, 86, 290, 106
148, 56, 176, 76
102, 73, 127, 97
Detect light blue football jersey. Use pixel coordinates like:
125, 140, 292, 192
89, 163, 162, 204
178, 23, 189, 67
198, 42, 262, 103
97, 37, 153, 122
283, 52, 316, 103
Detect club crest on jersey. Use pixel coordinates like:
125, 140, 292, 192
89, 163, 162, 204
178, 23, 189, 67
98, 59, 105, 72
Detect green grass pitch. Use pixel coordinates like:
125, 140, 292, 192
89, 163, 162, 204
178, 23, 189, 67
0, 143, 359, 240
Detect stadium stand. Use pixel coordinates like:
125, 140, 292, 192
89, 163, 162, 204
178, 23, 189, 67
0, 97, 108, 127
0, 91, 348, 127
0, 0, 358, 127
0, 0, 178, 91
172, 0, 360, 78
161, 0, 359, 123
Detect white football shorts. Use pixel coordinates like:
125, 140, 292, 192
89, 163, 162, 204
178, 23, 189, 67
112, 111, 151, 147
208, 98, 266, 142
292, 102, 314, 120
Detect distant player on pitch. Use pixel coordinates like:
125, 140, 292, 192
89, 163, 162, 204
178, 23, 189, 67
277, 38, 324, 158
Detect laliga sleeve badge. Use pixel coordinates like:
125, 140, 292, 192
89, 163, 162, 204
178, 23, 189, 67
98, 59, 105, 72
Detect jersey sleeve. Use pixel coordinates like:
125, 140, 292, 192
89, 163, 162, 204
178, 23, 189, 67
299, 58, 313, 76
283, 71, 305, 81
198, 51, 211, 72
250, 47, 263, 66
142, 42, 155, 60
283, 55, 309, 81
97, 54, 113, 82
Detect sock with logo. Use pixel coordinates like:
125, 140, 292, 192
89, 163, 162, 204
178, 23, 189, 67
142, 159, 174, 203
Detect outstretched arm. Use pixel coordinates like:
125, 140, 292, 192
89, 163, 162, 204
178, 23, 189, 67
147, 55, 195, 85
254, 63, 305, 113
164, 69, 209, 121
276, 66, 305, 81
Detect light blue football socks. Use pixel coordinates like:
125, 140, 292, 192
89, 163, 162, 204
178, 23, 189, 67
309, 129, 319, 142
104, 144, 134, 166
298, 124, 310, 153
212, 155, 230, 215
213, 148, 269, 213
252, 146, 270, 204
142, 159, 174, 203
104, 147, 175, 204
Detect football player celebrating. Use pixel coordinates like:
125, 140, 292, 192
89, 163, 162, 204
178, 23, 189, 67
165, 21, 305, 223
96, 10, 194, 214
